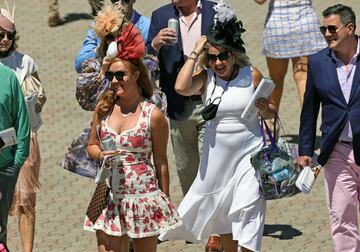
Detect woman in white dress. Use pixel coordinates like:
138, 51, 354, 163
159, 1, 276, 252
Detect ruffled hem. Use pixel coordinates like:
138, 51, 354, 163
9, 134, 40, 216
84, 191, 182, 238
159, 168, 265, 251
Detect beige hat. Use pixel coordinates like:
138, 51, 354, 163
0, 4, 15, 33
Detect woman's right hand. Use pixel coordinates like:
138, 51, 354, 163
99, 150, 120, 168
193, 35, 208, 55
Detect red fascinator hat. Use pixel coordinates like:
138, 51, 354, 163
116, 23, 145, 60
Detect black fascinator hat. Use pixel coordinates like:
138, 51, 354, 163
207, 0, 246, 53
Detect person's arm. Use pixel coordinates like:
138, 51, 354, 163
75, 27, 99, 73
87, 106, 103, 161
253, 67, 276, 119
12, 73, 30, 169
298, 61, 320, 168
174, 36, 208, 96
151, 107, 170, 196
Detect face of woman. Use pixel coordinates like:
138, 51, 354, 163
207, 45, 235, 80
106, 60, 139, 98
0, 28, 14, 53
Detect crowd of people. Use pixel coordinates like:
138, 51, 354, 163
0, 0, 359, 252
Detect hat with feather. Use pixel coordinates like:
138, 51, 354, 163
0, 0, 15, 33
207, 0, 246, 53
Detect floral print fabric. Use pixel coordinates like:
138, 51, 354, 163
84, 101, 181, 238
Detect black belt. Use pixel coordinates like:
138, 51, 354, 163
189, 95, 202, 101
339, 140, 353, 146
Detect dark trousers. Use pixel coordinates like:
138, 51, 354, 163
0, 162, 19, 244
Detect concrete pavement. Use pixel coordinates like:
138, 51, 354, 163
5, 0, 360, 251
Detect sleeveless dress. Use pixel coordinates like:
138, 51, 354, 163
0, 51, 43, 216
262, 0, 327, 58
84, 101, 182, 238
159, 67, 266, 251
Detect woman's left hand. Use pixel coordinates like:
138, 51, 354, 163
255, 98, 274, 119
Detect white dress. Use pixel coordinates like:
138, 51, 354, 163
160, 66, 266, 251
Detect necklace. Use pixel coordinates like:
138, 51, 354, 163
120, 101, 142, 118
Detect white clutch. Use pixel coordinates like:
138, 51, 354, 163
295, 165, 321, 194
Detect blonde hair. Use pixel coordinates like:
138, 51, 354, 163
199, 42, 251, 69
92, 4, 129, 58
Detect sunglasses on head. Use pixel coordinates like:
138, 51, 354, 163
319, 25, 344, 35
105, 71, 127, 81
206, 51, 230, 62
0, 32, 16, 41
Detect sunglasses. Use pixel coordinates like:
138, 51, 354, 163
105, 33, 115, 41
0, 32, 16, 41
319, 25, 344, 35
206, 51, 230, 62
111, 0, 130, 4
105, 71, 127, 81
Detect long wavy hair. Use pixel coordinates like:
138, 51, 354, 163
95, 57, 153, 120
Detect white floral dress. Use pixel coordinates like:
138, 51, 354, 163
84, 101, 181, 238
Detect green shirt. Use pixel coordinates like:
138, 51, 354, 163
0, 64, 30, 171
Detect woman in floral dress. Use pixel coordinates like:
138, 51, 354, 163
84, 23, 181, 252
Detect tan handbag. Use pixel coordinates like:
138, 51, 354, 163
22, 74, 47, 107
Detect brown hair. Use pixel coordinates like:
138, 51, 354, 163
95, 57, 153, 120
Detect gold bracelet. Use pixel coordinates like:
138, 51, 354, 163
190, 51, 199, 58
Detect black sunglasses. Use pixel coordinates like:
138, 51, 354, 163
105, 71, 127, 81
105, 33, 115, 41
111, 0, 130, 4
319, 25, 344, 35
0, 32, 16, 41
206, 51, 230, 62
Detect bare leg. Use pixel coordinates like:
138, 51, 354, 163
133, 236, 157, 252
220, 233, 238, 252
96, 230, 129, 252
265, 57, 290, 111
18, 206, 35, 252
291, 56, 308, 106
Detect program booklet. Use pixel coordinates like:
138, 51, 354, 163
241, 78, 275, 120
25, 92, 42, 131
0, 127, 18, 149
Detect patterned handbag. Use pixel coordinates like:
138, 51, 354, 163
59, 125, 99, 178
86, 181, 110, 224
251, 115, 300, 200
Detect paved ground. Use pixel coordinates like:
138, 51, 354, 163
5, 0, 360, 251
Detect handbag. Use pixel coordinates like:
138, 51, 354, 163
76, 58, 110, 111
86, 181, 110, 224
251, 114, 300, 200
201, 73, 232, 121
22, 74, 47, 107
59, 125, 99, 178
201, 100, 220, 121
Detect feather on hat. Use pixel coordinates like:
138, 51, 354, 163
206, 0, 246, 53
0, 0, 15, 33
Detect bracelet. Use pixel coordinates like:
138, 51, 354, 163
188, 55, 197, 61
190, 51, 199, 58
97, 151, 103, 160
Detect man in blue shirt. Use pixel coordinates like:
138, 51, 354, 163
74, 0, 150, 73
